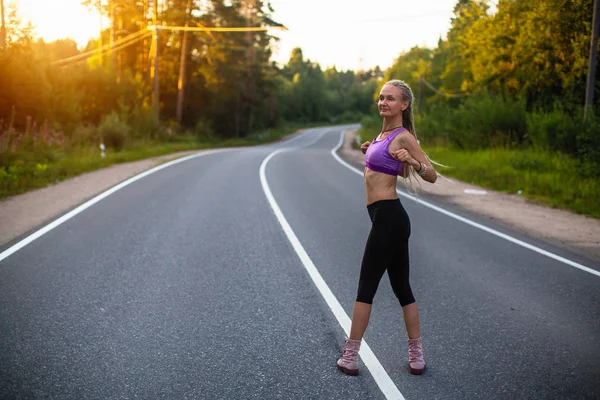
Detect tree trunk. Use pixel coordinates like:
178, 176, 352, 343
176, 0, 193, 125
0, 0, 5, 52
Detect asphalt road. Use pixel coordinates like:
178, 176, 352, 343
1, 126, 599, 400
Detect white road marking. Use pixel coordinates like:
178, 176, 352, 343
0, 149, 230, 263
259, 128, 406, 400
0, 128, 317, 264
330, 130, 600, 278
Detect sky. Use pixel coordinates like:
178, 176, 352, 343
12, 0, 462, 71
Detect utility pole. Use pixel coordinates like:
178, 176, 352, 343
0, 0, 6, 53
152, 0, 160, 121
245, 0, 256, 135
142, 0, 148, 79
97, 0, 103, 66
585, 0, 600, 120
110, 2, 115, 55
117, 9, 123, 83
246, 0, 256, 65
176, 0, 193, 125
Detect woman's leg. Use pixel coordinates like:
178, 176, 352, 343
352, 218, 390, 338
338, 202, 392, 375
387, 238, 417, 337
402, 302, 420, 339
387, 222, 425, 374
350, 301, 372, 340
338, 301, 373, 375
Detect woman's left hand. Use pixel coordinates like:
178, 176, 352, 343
391, 148, 417, 166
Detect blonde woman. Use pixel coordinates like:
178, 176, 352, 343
337, 79, 437, 376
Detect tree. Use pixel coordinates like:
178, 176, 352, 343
441, 0, 489, 94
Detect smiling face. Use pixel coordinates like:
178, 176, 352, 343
378, 84, 409, 118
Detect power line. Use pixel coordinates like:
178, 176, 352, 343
58, 32, 152, 67
421, 77, 470, 98
51, 23, 288, 66
148, 25, 279, 32
52, 29, 148, 66
351, 10, 452, 23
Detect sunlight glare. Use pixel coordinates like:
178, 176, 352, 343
14, 0, 107, 48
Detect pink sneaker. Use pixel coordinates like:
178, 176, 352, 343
408, 337, 425, 375
336, 338, 361, 375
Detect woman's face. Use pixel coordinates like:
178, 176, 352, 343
378, 84, 407, 118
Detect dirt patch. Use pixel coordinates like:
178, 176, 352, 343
340, 130, 600, 262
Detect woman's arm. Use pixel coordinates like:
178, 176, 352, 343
391, 135, 437, 183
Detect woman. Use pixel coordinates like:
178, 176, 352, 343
336, 79, 437, 376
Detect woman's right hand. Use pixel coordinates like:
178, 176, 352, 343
360, 141, 371, 154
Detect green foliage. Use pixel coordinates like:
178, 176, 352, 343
524, 107, 600, 178
357, 115, 381, 140
194, 118, 216, 142
97, 112, 130, 151
383, 47, 433, 98
1, 0, 383, 145
576, 115, 600, 178
526, 107, 580, 153
418, 91, 527, 149
69, 125, 100, 149
131, 108, 165, 141
2, 0, 598, 219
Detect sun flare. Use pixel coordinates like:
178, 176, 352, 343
13, 0, 107, 48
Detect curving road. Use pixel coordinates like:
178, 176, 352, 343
1, 126, 599, 400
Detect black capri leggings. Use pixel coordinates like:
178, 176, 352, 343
356, 198, 415, 306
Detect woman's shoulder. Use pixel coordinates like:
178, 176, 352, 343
394, 129, 417, 146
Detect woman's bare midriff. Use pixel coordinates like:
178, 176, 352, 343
364, 167, 399, 205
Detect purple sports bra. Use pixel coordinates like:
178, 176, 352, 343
364, 127, 406, 176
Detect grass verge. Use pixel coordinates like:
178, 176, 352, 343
0, 123, 312, 199
426, 147, 599, 218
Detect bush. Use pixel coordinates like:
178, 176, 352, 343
132, 108, 165, 140
576, 113, 600, 178
398, 92, 528, 149
416, 105, 452, 145
97, 112, 130, 151
358, 115, 380, 138
69, 124, 99, 148
446, 91, 527, 149
194, 118, 216, 142
526, 107, 580, 154
337, 110, 363, 124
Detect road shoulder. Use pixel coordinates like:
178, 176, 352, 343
0, 150, 202, 247
338, 129, 600, 263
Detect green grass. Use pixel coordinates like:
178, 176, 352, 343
425, 147, 600, 218
0, 123, 314, 199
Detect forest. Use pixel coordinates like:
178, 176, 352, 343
0, 0, 598, 216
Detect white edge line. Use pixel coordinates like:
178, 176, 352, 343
260, 133, 406, 400
0, 127, 312, 263
0, 149, 230, 263
330, 130, 600, 278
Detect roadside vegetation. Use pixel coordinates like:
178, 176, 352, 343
1, 0, 598, 217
